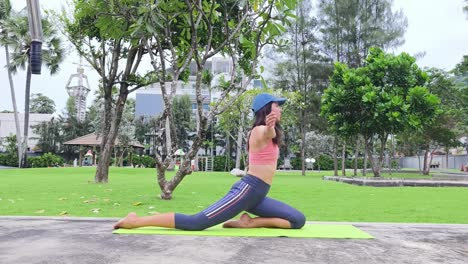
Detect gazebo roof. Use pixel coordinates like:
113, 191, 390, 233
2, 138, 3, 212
64, 133, 145, 149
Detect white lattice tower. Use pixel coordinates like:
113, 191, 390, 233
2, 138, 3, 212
65, 61, 91, 122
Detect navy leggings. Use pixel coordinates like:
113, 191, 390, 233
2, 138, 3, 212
175, 175, 306, 230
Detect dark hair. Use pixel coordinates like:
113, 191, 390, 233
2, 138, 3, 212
248, 102, 283, 149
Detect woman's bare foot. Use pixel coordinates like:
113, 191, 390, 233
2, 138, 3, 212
222, 213, 252, 228
113, 212, 138, 229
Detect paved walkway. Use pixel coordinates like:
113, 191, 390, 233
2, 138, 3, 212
0, 216, 467, 264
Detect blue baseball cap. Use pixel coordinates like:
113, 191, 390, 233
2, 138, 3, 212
252, 93, 287, 113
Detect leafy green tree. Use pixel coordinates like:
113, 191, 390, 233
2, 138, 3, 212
451, 56, 468, 155
30, 93, 56, 114
31, 117, 62, 154
217, 90, 257, 169
0, 0, 22, 167
304, 131, 333, 163
217, 89, 298, 171
4, 134, 17, 155
57, 96, 92, 161
317, 0, 407, 67
272, 0, 334, 175
172, 95, 193, 150
2, 12, 64, 168
58, 0, 155, 183
317, 0, 408, 176
134, 116, 157, 145
139, 0, 297, 199
392, 68, 460, 174
114, 98, 136, 167
321, 48, 440, 177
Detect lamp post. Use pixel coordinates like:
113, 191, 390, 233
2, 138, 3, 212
26, 0, 43, 75
305, 158, 316, 172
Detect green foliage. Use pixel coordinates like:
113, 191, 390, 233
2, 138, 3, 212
361, 49, 432, 134
30, 93, 56, 114
4, 134, 17, 155
131, 155, 156, 168
315, 154, 334, 170
213, 156, 235, 172
0, 153, 18, 167
1, 14, 64, 74
318, 0, 407, 66
271, 0, 333, 163
31, 117, 63, 154
172, 95, 193, 150
27, 153, 64, 168
0, 0, 11, 21
290, 157, 302, 170
321, 48, 441, 176
59, 0, 299, 185
0, 134, 18, 167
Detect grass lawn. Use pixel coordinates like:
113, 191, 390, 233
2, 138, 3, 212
1, 167, 467, 224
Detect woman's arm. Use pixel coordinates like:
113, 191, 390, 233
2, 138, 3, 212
263, 111, 277, 139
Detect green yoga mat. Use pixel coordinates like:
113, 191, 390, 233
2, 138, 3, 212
113, 224, 373, 239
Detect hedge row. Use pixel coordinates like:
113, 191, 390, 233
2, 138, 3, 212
0, 153, 64, 168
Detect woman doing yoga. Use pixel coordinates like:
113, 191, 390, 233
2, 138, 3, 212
113, 93, 305, 230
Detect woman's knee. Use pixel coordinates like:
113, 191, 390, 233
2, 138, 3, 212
289, 211, 306, 229
175, 213, 210, 231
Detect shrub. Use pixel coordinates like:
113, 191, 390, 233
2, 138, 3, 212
28, 153, 64, 168
315, 154, 334, 170
132, 155, 141, 167
128, 155, 155, 168
0, 154, 18, 167
140, 156, 156, 168
290, 157, 302, 170
214, 156, 235, 171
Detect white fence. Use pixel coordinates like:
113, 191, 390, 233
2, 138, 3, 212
398, 155, 468, 170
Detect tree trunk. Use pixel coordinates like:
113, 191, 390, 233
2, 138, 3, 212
445, 148, 448, 169
20, 64, 32, 168
301, 123, 306, 176
353, 139, 358, 176
366, 137, 381, 177
389, 134, 395, 175
333, 139, 338, 176
5, 46, 22, 167
341, 143, 346, 176
157, 122, 208, 199
165, 116, 172, 157
422, 143, 431, 175
363, 140, 367, 176
379, 137, 387, 171
422, 148, 429, 175
417, 152, 422, 173
235, 113, 244, 169
95, 89, 129, 183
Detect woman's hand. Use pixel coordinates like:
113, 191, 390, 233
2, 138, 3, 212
265, 112, 277, 128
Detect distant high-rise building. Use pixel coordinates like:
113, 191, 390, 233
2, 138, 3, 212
65, 63, 90, 122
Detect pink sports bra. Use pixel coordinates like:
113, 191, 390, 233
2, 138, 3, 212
249, 140, 279, 165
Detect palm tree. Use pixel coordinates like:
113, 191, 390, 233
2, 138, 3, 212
1, 11, 64, 167
0, 0, 22, 167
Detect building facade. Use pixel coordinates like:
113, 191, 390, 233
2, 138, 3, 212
135, 57, 262, 117
0, 113, 53, 152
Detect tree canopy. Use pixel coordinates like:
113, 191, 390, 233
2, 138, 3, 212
321, 48, 441, 176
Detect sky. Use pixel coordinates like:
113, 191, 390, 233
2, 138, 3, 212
1, 0, 467, 114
